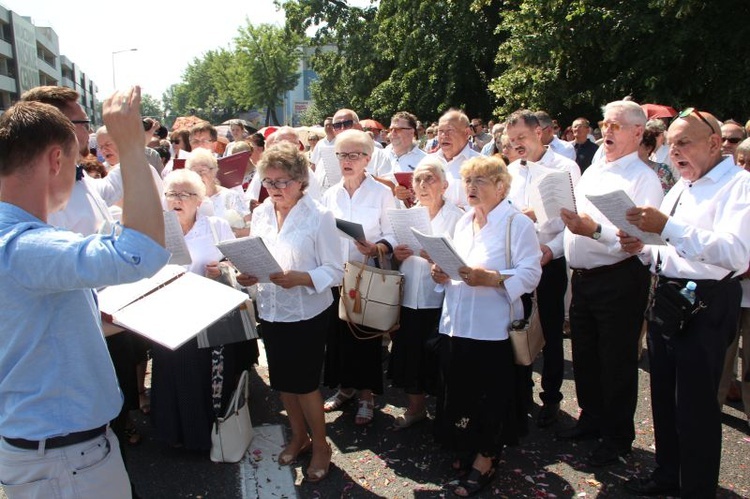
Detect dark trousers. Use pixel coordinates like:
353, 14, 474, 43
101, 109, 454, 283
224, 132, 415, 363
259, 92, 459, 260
648, 279, 740, 498
569, 257, 650, 447
536, 256, 568, 404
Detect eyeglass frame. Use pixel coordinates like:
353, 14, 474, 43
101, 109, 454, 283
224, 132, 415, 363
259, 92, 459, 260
165, 191, 198, 201
332, 119, 355, 131
335, 152, 369, 161
261, 178, 297, 189
672, 107, 717, 135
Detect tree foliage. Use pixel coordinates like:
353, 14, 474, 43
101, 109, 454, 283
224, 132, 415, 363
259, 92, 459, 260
140, 93, 163, 119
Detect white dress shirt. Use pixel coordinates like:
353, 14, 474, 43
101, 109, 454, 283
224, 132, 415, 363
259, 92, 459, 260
507, 148, 581, 259
439, 201, 542, 341
183, 215, 235, 276
322, 175, 398, 265
251, 194, 344, 322
643, 157, 750, 280
549, 135, 576, 161
49, 176, 114, 235
427, 142, 481, 208
384, 143, 427, 176
564, 151, 664, 269
210, 187, 250, 220
92, 164, 164, 206
400, 201, 464, 309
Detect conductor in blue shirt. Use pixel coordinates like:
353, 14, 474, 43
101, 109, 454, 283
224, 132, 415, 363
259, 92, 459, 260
0, 87, 169, 499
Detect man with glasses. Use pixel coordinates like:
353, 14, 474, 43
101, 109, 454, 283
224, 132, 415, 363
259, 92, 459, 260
559, 100, 663, 467
535, 111, 576, 161
470, 118, 492, 152
188, 122, 218, 155
426, 109, 481, 208
504, 109, 581, 429
385, 111, 426, 174
720, 120, 747, 162
619, 109, 750, 497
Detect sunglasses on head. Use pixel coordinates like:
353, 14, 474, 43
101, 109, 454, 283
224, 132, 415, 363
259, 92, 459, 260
673, 108, 717, 135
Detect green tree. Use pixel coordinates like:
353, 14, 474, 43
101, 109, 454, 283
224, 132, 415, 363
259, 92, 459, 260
232, 22, 303, 125
140, 93, 163, 119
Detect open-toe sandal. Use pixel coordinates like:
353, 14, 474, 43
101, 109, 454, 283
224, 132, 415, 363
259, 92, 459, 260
394, 409, 427, 429
355, 399, 374, 426
278, 439, 312, 466
323, 390, 355, 412
453, 465, 496, 497
304, 443, 332, 483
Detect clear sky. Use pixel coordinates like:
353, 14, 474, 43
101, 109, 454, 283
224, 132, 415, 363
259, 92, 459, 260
3, 0, 288, 101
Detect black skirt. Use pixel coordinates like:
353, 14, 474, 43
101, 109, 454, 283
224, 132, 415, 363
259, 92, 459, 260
434, 335, 521, 455
323, 288, 384, 394
260, 309, 329, 394
387, 306, 441, 395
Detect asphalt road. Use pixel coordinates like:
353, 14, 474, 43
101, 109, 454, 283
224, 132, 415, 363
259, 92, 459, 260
3, 336, 748, 498
125, 336, 749, 499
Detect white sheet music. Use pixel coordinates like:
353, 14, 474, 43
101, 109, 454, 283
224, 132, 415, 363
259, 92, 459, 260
585, 190, 666, 245
387, 207, 431, 251
164, 211, 192, 266
216, 236, 283, 282
111, 272, 247, 350
528, 170, 576, 225
318, 147, 342, 188
411, 228, 466, 281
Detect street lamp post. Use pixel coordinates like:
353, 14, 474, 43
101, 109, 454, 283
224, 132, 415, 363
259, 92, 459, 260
112, 48, 138, 89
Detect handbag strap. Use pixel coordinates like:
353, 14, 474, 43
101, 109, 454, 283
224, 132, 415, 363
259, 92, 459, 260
223, 370, 249, 418
339, 271, 404, 340
505, 213, 519, 321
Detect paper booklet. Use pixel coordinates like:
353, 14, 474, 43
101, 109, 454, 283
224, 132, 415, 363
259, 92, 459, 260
163, 211, 192, 266
410, 229, 466, 281
216, 236, 283, 283
387, 207, 431, 251
585, 190, 666, 245
318, 147, 342, 188
97, 265, 247, 350
335, 218, 366, 243
216, 150, 251, 189
527, 169, 576, 225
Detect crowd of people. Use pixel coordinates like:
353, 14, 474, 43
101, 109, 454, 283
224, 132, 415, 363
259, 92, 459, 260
1, 84, 750, 499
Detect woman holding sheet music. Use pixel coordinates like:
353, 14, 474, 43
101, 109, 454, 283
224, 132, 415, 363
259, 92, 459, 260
235, 143, 343, 483
321, 129, 398, 427
388, 158, 463, 428
429, 156, 542, 497
186, 149, 251, 237
150, 169, 254, 452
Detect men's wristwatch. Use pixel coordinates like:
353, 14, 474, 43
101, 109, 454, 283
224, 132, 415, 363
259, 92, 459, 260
592, 224, 602, 240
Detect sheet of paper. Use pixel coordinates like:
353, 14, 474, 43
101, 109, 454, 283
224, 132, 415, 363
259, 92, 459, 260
585, 190, 666, 245
335, 219, 366, 243
97, 264, 185, 316
216, 236, 283, 282
318, 147, 342, 188
387, 207, 431, 251
528, 170, 576, 225
411, 228, 466, 281
164, 211, 192, 266
112, 272, 247, 350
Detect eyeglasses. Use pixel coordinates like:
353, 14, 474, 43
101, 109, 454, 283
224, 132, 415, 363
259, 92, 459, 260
674, 108, 717, 135
261, 178, 296, 189
462, 176, 492, 187
170, 139, 182, 144
308, 137, 319, 142
191, 168, 215, 177
332, 119, 355, 131
722, 136, 742, 144
189, 138, 215, 146
71, 119, 91, 125
165, 191, 197, 200
335, 152, 368, 161
413, 174, 438, 185
598, 121, 628, 132
388, 126, 414, 133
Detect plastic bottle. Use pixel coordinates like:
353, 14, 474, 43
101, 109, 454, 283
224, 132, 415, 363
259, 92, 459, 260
680, 281, 697, 305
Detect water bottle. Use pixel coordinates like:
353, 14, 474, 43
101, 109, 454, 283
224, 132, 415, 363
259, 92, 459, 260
679, 281, 697, 305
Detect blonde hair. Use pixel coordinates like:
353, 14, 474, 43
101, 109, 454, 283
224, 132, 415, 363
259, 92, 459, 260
335, 129, 374, 156
459, 155, 510, 188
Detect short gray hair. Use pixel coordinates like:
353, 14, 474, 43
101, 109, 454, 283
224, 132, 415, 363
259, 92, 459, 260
602, 100, 647, 126
164, 169, 207, 199
335, 129, 374, 156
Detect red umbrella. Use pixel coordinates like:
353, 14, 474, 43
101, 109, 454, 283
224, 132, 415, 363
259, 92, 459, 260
641, 103, 677, 120
360, 119, 385, 130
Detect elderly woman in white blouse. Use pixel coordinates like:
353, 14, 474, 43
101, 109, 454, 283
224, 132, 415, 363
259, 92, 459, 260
430, 156, 542, 497
236, 143, 343, 483
151, 169, 243, 451
186, 149, 251, 236
321, 129, 397, 426
388, 158, 463, 428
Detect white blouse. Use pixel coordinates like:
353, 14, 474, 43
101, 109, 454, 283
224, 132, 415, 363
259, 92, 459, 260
322, 175, 398, 265
251, 194, 344, 322
210, 187, 250, 221
184, 215, 235, 276
400, 201, 464, 309
439, 200, 542, 341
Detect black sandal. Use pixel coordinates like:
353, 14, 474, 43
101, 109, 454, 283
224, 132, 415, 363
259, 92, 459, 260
453, 464, 496, 497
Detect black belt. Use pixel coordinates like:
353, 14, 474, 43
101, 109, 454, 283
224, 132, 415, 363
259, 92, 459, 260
571, 256, 641, 276
3, 425, 107, 450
